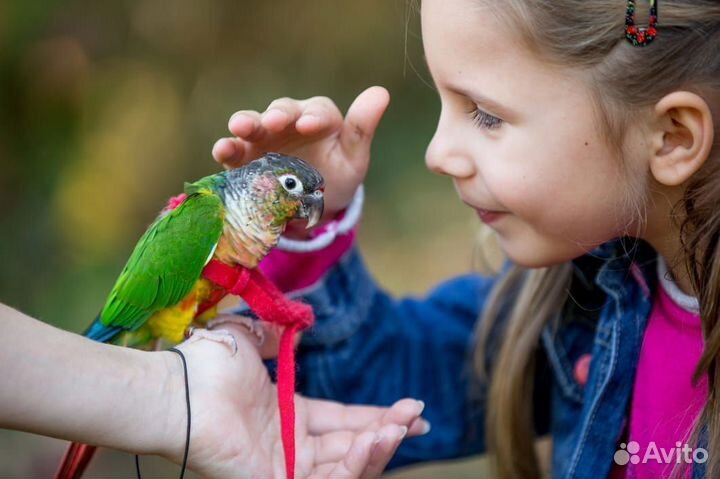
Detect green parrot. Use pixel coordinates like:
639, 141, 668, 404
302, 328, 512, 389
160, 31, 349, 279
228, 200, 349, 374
56, 152, 324, 479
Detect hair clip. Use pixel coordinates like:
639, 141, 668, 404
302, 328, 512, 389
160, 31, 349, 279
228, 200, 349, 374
625, 0, 658, 47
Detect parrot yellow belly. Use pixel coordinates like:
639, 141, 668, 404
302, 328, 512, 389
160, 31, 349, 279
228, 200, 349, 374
146, 277, 219, 343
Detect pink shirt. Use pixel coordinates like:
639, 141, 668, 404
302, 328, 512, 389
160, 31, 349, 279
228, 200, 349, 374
610, 256, 707, 479
259, 223, 357, 293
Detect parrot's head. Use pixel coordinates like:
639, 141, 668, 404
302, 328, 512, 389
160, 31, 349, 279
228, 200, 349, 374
224, 152, 325, 230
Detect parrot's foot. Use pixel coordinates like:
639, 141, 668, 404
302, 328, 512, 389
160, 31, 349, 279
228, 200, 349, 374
184, 328, 239, 356
207, 315, 265, 346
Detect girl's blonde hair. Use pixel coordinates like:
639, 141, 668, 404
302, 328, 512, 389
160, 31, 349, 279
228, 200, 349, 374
470, 1, 720, 478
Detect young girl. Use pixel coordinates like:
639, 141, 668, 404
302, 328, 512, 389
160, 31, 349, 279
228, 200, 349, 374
212, 0, 720, 477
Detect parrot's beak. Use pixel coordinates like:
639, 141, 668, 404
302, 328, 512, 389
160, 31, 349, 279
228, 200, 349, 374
299, 190, 324, 228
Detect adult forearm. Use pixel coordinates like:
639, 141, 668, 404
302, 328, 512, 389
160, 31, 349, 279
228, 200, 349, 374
0, 303, 182, 456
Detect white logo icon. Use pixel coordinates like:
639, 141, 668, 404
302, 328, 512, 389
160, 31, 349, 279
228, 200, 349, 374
614, 441, 708, 466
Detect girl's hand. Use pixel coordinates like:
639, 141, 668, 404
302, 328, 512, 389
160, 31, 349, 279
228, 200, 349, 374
212, 86, 390, 237
163, 321, 427, 479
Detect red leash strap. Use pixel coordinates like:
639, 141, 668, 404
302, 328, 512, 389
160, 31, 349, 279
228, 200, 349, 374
201, 259, 314, 479
200, 260, 251, 297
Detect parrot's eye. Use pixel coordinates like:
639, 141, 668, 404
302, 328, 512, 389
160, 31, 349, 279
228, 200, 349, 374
279, 174, 304, 195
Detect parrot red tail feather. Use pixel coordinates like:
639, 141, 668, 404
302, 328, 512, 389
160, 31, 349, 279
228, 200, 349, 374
55, 443, 96, 479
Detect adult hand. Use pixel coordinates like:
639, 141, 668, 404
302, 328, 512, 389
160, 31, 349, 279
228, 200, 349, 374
163, 321, 428, 479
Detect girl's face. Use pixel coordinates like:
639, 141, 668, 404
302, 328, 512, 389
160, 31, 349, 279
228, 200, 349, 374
422, 0, 647, 267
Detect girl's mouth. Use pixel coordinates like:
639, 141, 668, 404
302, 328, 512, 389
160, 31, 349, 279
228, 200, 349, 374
475, 209, 507, 224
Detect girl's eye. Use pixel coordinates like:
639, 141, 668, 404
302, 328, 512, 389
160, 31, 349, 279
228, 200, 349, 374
468, 107, 503, 130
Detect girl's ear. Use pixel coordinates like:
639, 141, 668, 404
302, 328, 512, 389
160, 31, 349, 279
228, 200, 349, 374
648, 91, 715, 186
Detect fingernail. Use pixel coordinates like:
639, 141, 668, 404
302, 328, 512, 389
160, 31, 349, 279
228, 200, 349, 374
211, 140, 225, 159
264, 108, 285, 119
297, 114, 321, 129
398, 426, 408, 440
419, 419, 432, 435
416, 400, 425, 415
373, 434, 382, 446
229, 112, 248, 125
300, 113, 318, 121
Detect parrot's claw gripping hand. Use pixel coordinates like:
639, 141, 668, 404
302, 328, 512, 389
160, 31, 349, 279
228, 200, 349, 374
207, 314, 265, 346
184, 327, 239, 356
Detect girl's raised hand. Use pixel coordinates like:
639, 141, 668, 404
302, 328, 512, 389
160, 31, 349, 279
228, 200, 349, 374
212, 86, 390, 234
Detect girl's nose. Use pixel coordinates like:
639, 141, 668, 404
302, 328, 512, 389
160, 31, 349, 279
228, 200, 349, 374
425, 136, 475, 179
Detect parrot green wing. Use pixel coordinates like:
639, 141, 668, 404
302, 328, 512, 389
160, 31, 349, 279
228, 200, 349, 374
98, 191, 225, 332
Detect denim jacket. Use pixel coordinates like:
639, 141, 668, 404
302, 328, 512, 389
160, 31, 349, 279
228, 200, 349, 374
233, 237, 709, 478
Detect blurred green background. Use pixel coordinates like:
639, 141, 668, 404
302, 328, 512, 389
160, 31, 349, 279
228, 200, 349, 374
0, 0, 500, 476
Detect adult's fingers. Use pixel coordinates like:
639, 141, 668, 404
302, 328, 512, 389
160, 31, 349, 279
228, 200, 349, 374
380, 400, 432, 437
304, 397, 425, 435
406, 416, 432, 437
312, 431, 377, 479
360, 424, 408, 479
257, 323, 302, 359
312, 424, 407, 479
378, 399, 426, 432
312, 430, 355, 464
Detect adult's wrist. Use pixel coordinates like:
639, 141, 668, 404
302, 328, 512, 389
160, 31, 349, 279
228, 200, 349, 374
153, 350, 188, 461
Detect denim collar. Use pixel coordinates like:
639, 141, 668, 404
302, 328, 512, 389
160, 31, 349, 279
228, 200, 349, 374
573, 237, 658, 304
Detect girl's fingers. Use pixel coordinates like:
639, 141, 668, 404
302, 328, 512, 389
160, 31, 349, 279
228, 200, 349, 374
212, 137, 247, 167
228, 110, 262, 140
222, 95, 345, 166
229, 96, 343, 142
340, 86, 390, 159
296, 96, 344, 136
261, 97, 303, 133
212, 137, 235, 163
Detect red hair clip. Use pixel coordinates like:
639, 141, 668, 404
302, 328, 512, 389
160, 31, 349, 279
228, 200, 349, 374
625, 0, 658, 47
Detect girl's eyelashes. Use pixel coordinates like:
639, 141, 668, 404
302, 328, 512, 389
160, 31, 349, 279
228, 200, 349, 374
468, 106, 503, 130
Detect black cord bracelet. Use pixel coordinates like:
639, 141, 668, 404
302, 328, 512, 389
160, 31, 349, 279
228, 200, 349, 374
135, 347, 191, 479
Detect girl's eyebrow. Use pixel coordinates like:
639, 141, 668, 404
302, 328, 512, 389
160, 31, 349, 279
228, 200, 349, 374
423, 55, 518, 120
452, 85, 517, 120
